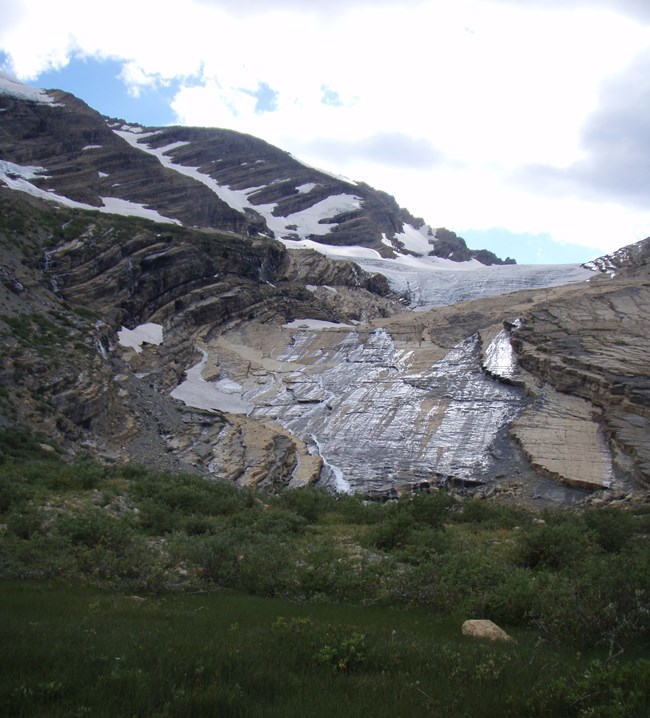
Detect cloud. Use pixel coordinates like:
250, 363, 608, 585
518, 49, 650, 210
2, 0, 650, 258
485, 0, 650, 24
240, 82, 279, 114
303, 133, 443, 170
193, 0, 428, 17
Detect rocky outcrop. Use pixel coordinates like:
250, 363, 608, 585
511, 269, 650, 488
582, 236, 650, 275
42, 210, 393, 331
0, 189, 399, 480
433, 228, 516, 265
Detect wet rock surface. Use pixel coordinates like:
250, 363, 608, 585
221, 325, 527, 493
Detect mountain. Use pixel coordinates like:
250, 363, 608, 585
1, 74, 649, 506
0, 73, 511, 263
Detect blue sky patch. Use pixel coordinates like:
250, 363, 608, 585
240, 82, 278, 114
25, 56, 179, 127
321, 85, 343, 107
459, 227, 599, 265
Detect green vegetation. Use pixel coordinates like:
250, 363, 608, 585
1, 426, 649, 716
1, 313, 70, 351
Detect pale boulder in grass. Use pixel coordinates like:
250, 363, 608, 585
461, 619, 513, 643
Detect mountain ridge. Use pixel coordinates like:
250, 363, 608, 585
0, 74, 514, 264
1, 75, 649, 505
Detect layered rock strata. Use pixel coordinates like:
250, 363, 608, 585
511, 268, 650, 488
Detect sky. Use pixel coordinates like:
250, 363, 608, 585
1, 0, 650, 264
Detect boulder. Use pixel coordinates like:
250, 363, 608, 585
461, 619, 513, 643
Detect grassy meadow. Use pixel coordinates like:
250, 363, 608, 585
1, 426, 649, 716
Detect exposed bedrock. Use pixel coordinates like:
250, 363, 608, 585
511, 275, 650, 488
0, 195, 397, 464
3, 189, 649, 501
161, 280, 635, 500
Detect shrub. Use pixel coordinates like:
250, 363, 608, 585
183, 530, 294, 596
4, 507, 45, 540
227, 507, 307, 536
516, 521, 595, 570
368, 512, 413, 551
0, 470, 33, 513
451, 498, 531, 529
527, 657, 650, 717
53, 509, 133, 552
583, 506, 635, 553
407, 491, 455, 529
528, 546, 650, 646
0, 427, 55, 462
131, 472, 246, 522
276, 486, 337, 522
314, 631, 367, 672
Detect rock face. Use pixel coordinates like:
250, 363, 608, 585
511, 268, 650, 489
582, 236, 650, 275
0, 190, 400, 490
1, 186, 649, 501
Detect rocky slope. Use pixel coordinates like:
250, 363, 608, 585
2, 185, 649, 503
1, 75, 649, 505
0, 188, 401, 488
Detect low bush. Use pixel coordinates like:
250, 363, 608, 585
583, 505, 635, 552
276, 485, 338, 521
516, 520, 595, 570
368, 511, 414, 551
53, 510, 134, 552
0, 470, 34, 513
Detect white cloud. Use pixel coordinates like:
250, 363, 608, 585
2, 0, 650, 257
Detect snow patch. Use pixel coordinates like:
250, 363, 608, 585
99, 197, 181, 225
112, 127, 267, 215
158, 140, 191, 153
393, 223, 435, 255
271, 194, 362, 237
111, 128, 362, 240
170, 349, 254, 414
0, 160, 48, 182
0, 73, 60, 105
0, 159, 180, 224
296, 182, 318, 194
483, 328, 519, 381
304, 285, 339, 294
278, 237, 383, 260
117, 323, 164, 353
